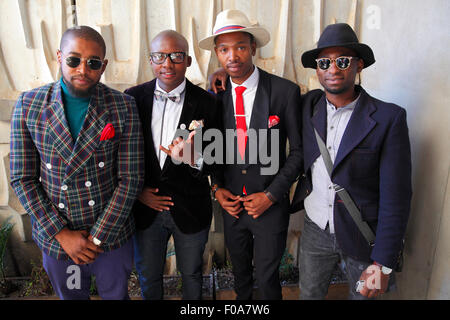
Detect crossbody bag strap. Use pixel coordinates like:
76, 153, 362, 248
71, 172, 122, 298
314, 128, 375, 246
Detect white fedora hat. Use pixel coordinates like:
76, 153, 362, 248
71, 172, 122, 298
199, 9, 270, 50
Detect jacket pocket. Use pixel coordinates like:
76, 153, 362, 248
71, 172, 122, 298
350, 148, 379, 179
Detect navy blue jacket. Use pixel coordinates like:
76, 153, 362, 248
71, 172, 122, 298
296, 86, 412, 268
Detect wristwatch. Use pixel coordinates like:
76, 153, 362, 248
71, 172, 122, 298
381, 265, 393, 275
211, 184, 219, 201
374, 261, 392, 275
93, 237, 102, 246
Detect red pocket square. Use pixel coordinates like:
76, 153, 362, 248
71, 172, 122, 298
100, 123, 115, 141
268, 115, 280, 128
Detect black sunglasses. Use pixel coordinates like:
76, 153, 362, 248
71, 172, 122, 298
61, 52, 104, 70
150, 52, 186, 64
315, 56, 358, 71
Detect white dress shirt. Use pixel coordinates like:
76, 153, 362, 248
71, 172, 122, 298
230, 66, 259, 128
151, 79, 186, 169
304, 94, 360, 233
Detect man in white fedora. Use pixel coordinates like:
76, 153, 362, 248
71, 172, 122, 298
199, 9, 302, 300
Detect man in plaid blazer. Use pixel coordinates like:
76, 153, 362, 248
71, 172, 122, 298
10, 26, 144, 300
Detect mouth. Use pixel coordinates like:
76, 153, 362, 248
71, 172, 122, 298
226, 63, 243, 73
160, 71, 176, 78
325, 77, 344, 85
72, 77, 93, 86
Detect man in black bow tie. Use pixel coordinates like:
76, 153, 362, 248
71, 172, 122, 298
125, 30, 222, 300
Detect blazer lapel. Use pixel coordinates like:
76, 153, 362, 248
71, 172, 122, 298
333, 88, 377, 170
161, 80, 198, 174
248, 68, 270, 165
139, 80, 162, 176
64, 84, 109, 180
311, 94, 328, 144
45, 82, 74, 165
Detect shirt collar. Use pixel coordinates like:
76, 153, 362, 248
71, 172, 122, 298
230, 66, 259, 91
155, 78, 186, 95
326, 93, 360, 112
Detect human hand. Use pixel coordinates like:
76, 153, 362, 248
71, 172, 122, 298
241, 192, 274, 219
54, 228, 103, 265
215, 188, 243, 218
358, 264, 390, 298
138, 187, 174, 212
160, 131, 200, 166
208, 68, 227, 94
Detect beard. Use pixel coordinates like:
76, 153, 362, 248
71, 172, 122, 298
62, 74, 98, 98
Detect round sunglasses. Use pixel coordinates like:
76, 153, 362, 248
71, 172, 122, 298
60, 52, 104, 70
150, 52, 186, 64
315, 56, 358, 71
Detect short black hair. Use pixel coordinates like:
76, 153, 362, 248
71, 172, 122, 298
60, 25, 106, 57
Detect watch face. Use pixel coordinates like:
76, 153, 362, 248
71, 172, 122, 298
382, 266, 392, 275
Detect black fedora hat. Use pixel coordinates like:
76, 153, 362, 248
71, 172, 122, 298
301, 23, 375, 69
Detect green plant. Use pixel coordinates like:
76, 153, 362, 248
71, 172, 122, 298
0, 217, 14, 283
23, 260, 53, 297
279, 249, 295, 280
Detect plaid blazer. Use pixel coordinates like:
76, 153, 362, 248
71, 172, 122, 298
10, 81, 144, 260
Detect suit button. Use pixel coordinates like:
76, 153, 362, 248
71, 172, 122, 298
88, 200, 95, 207
98, 162, 105, 168
242, 170, 247, 175
61, 185, 68, 191
46, 163, 52, 170
58, 203, 65, 209
85, 181, 92, 187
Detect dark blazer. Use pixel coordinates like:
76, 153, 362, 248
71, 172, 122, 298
213, 67, 302, 231
125, 79, 222, 233
294, 86, 412, 268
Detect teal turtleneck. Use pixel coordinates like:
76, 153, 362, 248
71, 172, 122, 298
60, 77, 90, 141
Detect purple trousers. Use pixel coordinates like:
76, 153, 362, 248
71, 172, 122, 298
42, 239, 133, 300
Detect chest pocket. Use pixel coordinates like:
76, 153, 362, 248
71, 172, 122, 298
350, 148, 379, 179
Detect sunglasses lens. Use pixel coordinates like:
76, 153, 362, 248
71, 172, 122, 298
317, 59, 330, 70
169, 52, 185, 63
65, 57, 81, 68
87, 59, 103, 70
336, 57, 351, 70
150, 53, 166, 64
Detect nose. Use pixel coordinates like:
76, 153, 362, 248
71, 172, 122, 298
228, 48, 238, 62
327, 60, 340, 74
162, 56, 174, 68
77, 59, 88, 74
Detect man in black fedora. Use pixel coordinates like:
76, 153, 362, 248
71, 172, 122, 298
292, 23, 412, 299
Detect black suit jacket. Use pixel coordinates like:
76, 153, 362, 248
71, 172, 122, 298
212, 68, 302, 231
125, 79, 222, 233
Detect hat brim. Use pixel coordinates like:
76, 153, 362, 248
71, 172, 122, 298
301, 43, 375, 69
199, 27, 270, 50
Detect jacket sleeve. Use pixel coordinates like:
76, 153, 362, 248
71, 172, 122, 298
265, 84, 303, 202
10, 93, 67, 239
371, 108, 412, 268
90, 97, 145, 244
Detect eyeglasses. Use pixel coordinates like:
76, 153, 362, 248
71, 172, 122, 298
150, 52, 186, 64
315, 56, 358, 71
60, 52, 104, 70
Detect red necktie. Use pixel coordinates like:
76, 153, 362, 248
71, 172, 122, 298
235, 86, 247, 161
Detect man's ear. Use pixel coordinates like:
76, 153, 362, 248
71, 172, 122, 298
251, 42, 257, 56
100, 59, 108, 74
357, 58, 364, 73
187, 55, 192, 67
57, 50, 62, 66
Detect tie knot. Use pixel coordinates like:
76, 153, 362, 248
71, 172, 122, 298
154, 90, 181, 103
235, 86, 247, 95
